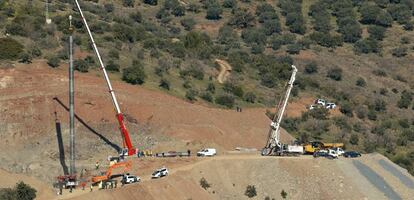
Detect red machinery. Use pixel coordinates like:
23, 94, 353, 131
74, 0, 136, 155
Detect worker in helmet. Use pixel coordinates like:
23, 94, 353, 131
95, 161, 100, 170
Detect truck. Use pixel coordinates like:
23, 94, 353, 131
304, 141, 344, 154
262, 65, 304, 156
197, 148, 217, 156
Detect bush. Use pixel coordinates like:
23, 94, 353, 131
245, 185, 257, 198
223, 0, 237, 8
122, 60, 146, 85
327, 67, 343, 81
199, 177, 210, 190
0, 181, 37, 200
47, 56, 60, 68
373, 99, 387, 112
305, 62, 318, 74
368, 25, 386, 41
309, 108, 329, 120
286, 43, 301, 54
130, 11, 143, 23
74, 59, 89, 72
106, 60, 120, 72
185, 89, 198, 101
228, 9, 255, 28
340, 101, 353, 117
180, 18, 196, 31
180, 65, 204, 80
354, 38, 380, 54
215, 94, 235, 108
367, 109, 377, 121
206, 4, 222, 20
159, 78, 170, 90
281, 189, 287, 199
356, 77, 366, 87
19, 53, 32, 64
200, 92, 213, 102
349, 134, 359, 145
143, 0, 157, 6
0, 38, 24, 60
244, 92, 256, 103
397, 90, 413, 109
206, 82, 215, 93
123, 0, 134, 7
391, 47, 407, 57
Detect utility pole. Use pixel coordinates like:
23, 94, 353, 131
69, 15, 75, 176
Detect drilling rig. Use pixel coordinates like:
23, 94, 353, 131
261, 65, 303, 156
74, 0, 136, 156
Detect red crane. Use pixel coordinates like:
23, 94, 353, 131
74, 0, 136, 156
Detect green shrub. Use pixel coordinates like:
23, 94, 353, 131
159, 78, 170, 90
180, 65, 204, 80
74, 59, 89, 72
327, 67, 343, 81
206, 3, 222, 20
245, 185, 257, 198
373, 98, 387, 112
0, 38, 24, 60
244, 92, 256, 103
397, 90, 413, 109
367, 109, 377, 121
281, 189, 287, 199
185, 89, 198, 101
309, 107, 329, 120
349, 134, 359, 145
200, 92, 213, 102
180, 18, 196, 31
223, 0, 237, 8
228, 9, 255, 28
19, 53, 32, 64
206, 82, 215, 93
215, 94, 235, 108
122, 60, 146, 85
286, 43, 301, 54
305, 62, 318, 74
47, 56, 60, 68
356, 77, 366, 87
123, 0, 135, 7
199, 177, 210, 190
368, 25, 386, 41
354, 38, 380, 54
0, 181, 37, 200
130, 11, 143, 23
144, 0, 158, 6
391, 47, 407, 57
106, 60, 120, 72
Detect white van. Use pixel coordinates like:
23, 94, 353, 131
197, 148, 217, 157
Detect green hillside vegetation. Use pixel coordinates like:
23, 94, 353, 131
0, 0, 413, 174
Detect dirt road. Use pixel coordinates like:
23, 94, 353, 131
215, 59, 232, 84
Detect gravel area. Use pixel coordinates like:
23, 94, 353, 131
378, 159, 414, 189
353, 160, 401, 200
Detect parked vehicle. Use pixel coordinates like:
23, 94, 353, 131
325, 103, 336, 109
121, 174, 140, 184
152, 167, 169, 178
315, 99, 326, 106
308, 104, 317, 110
343, 151, 361, 158
313, 149, 338, 159
332, 147, 345, 156
197, 148, 217, 157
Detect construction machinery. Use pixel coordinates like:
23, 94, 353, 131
74, 0, 136, 156
303, 141, 344, 154
92, 161, 132, 187
261, 65, 304, 156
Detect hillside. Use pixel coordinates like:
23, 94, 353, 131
0, 0, 413, 196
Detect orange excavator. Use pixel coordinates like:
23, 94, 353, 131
92, 161, 132, 185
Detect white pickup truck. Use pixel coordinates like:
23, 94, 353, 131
197, 148, 217, 157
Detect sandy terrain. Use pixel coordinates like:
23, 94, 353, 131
1, 61, 412, 200
215, 59, 232, 84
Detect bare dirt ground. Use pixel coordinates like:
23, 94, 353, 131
1, 61, 412, 200
63, 153, 414, 200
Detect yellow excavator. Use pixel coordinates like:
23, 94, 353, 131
303, 141, 344, 154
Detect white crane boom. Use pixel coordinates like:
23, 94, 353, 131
262, 65, 302, 156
